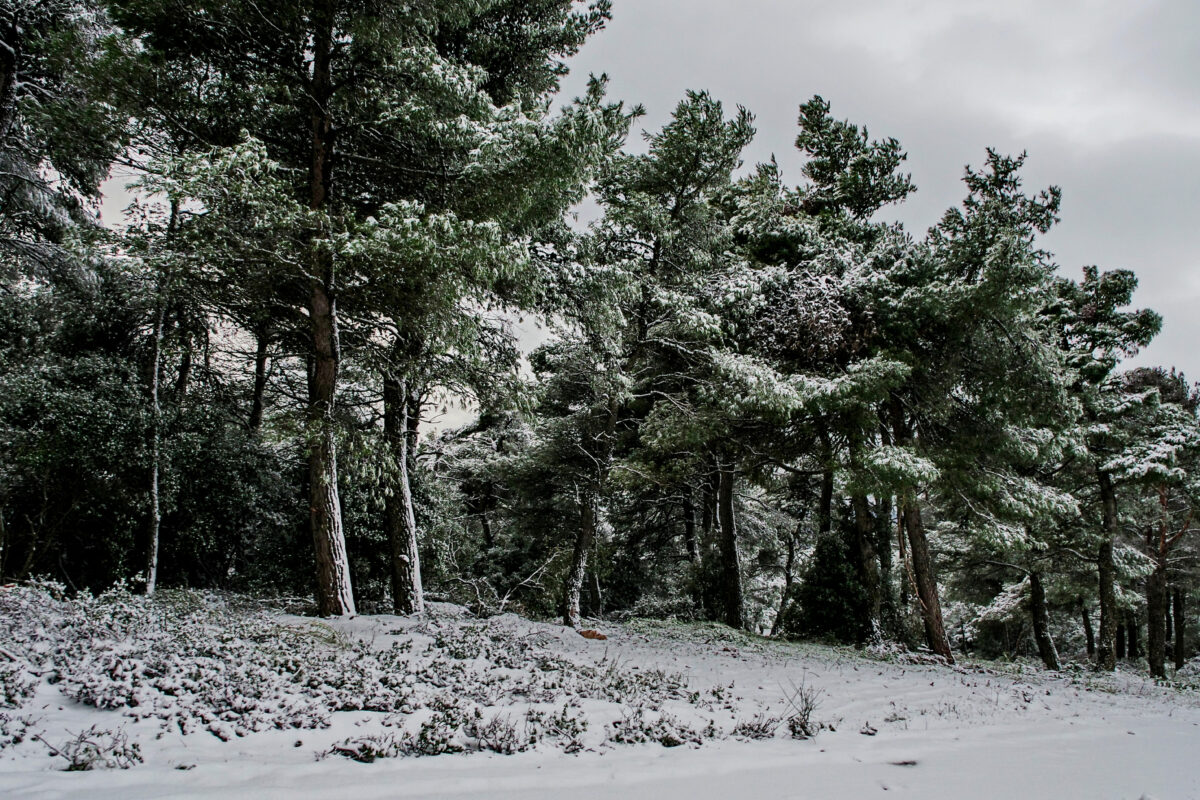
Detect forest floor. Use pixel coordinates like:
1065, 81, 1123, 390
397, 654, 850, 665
1, 586, 1197, 799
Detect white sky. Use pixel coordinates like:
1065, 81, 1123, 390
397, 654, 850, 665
557, 0, 1200, 378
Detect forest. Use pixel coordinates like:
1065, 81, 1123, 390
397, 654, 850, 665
3, 0, 1198, 689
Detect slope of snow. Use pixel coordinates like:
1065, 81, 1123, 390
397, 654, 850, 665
1, 588, 1196, 799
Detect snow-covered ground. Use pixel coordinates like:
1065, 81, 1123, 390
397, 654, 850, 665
1, 587, 1196, 799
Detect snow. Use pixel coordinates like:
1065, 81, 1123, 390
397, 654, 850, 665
2, 589, 1197, 799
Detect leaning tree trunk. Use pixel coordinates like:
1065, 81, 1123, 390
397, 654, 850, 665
717, 463, 744, 630
305, 0, 354, 616
901, 498, 953, 662
1029, 572, 1060, 670
385, 375, 423, 616
1096, 470, 1118, 670
1173, 589, 1186, 670
1146, 564, 1168, 678
562, 492, 597, 628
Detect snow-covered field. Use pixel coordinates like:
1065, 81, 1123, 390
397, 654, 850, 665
1, 585, 1196, 799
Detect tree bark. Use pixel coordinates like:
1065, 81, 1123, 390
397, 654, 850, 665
770, 524, 798, 637
1173, 589, 1186, 670
1126, 610, 1140, 660
0, 17, 20, 141
144, 289, 165, 596
143, 197, 180, 597
852, 493, 882, 641
305, 0, 354, 616
385, 375, 423, 615
562, 492, 596, 628
1146, 565, 1168, 678
682, 491, 700, 564
717, 463, 743, 630
1096, 470, 1118, 670
901, 497, 953, 662
248, 327, 270, 430
1029, 572, 1060, 670
1080, 599, 1095, 657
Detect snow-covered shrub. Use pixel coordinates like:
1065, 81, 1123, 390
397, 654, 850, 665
0, 712, 37, 751
732, 712, 781, 740
607, 707, 715, 748
0, 656, 38, 708
40, 725, 143, 771
525, 704, 589, 753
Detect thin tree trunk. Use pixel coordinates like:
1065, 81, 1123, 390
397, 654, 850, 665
717, 462, 744, 630
1165, 597, 1173, 646
562, 492, 596, 628
701, 473, 715, 539
1116, 617, 1126, 659
248, 328, 270, 430
305, 0, 354, 616
1096, 470, 1118, 670
682, 491, 700, 564
1173, 589, 1186, 670
174, 312, 192, 401
1146, 565, 1168, 678
1126, 610, 1140, 660
1080, 599, 1095, 657
852, 493, 882, 641
770, 525, 798, 637
385, 375, 423, 615
898, 507, 909, 609
1029, 572, 1060, 670
143, 198, 180, 597
0, 18, 21, 141
144, 291, 165, 596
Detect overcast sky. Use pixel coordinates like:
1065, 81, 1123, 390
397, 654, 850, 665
557, 0, 1200, 378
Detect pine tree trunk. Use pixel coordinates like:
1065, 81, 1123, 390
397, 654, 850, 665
248, 328, 270, 430
385, 375, 423, 615
770, 526, 798, 637
1116, 619, 1126, 659
1165, 597, 1173, 647
562, 493, 596, 628
875, 497, 898, 634
852, 493, 882, 641
1126, 611, 1140, 660
682, 492, 700, 564
143, 197, 180, 597
1096, 470, 1118, 670
174, 314, 192, 401
1146, 564, 1168, 678
1029, 572, 1060, 670
901, 498, 953, 661
1080, 599, 1096, 657
305, 0, 354, 616
144, 292, 164, 597
1173, 589, 1186, 670
717, 463, 743, 630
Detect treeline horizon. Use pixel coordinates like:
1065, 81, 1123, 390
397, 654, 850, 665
2, 0, 1197, 680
